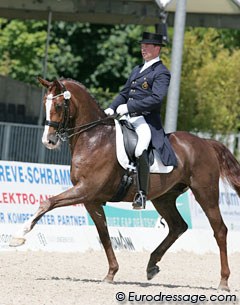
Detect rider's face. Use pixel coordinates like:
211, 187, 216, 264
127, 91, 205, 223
141, 43, 161, 62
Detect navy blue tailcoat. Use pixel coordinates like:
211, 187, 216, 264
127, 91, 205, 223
109, 61, 177, 167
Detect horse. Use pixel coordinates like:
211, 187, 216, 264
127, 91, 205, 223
9, 77, 240, 291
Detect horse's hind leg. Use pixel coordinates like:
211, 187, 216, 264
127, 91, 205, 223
147, 187, 188, 280
85, 204, 119, 283
190, 183, 230, 291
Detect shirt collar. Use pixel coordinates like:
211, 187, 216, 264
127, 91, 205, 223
144, 56, 160, 66
140, 56, 160, 73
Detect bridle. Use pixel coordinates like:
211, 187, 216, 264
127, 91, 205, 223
44, 82, 116, 142
45, 87, 71, 141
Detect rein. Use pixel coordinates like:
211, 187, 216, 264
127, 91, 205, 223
66, 115, 116, 139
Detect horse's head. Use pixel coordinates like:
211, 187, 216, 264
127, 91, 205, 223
39, 76, 108, 150
38, 77, 72, 150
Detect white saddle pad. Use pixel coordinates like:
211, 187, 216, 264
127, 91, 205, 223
115, 119, 173, 174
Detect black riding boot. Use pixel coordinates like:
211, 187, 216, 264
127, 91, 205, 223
132, 150, 149, 210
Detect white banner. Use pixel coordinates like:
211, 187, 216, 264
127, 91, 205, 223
0, 161, 89, 251
0, 161, 239, 253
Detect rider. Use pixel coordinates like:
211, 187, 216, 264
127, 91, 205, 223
105, 32, 177, 209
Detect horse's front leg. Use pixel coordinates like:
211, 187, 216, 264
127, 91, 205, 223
9, 185, 88, 247
85, 204, 119, 282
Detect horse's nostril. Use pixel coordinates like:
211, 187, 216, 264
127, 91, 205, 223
48, 139, 55, 145
48, 134, 58, 145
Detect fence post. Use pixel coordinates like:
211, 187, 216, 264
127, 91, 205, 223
38, 128, 46, 163
2, 124, 11, 160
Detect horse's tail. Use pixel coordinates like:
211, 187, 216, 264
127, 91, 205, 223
207, 139, 240, 196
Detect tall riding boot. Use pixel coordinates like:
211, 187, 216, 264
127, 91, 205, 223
132, 149, 150, 210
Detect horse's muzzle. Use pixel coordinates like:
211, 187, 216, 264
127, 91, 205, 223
42, 131, 60, 150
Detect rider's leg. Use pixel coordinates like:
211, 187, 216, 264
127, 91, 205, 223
133, 149, 149, 209
128, 116, 151, 209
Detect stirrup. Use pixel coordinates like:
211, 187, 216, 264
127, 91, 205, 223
132, 191, 146, 210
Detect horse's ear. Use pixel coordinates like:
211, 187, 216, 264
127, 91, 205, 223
37, 76, 52, 88
54, 79, 64, 92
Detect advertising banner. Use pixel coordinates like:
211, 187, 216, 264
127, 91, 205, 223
0, 161, 89, 251
0, 161, 239, 253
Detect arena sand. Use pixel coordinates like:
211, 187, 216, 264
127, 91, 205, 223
0, 250, 239, 305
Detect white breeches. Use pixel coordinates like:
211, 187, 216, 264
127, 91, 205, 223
127, 115, 151, 158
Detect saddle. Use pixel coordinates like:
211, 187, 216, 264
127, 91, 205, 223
119, 120, 137, 164
117, 119, 173, 174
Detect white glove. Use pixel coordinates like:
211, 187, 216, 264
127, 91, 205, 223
116, 104, 128, 116
104, 108, 114, 116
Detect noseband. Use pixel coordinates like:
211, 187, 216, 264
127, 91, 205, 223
45, 86, 71, 141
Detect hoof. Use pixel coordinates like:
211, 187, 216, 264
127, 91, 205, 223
147, 265, 160, 280
217, 284, 230, 292
217, 279, 230, 292
9, 237, 26, 247
103, 276, 114, 283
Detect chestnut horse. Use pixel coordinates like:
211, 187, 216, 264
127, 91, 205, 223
10, 77, 240, 291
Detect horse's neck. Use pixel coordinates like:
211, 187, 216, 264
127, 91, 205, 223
69, 99, 114, 152
75, 110, 103, 126
69, 83, 114, 151
69, 120, 116, 162
75, 94, 104, 124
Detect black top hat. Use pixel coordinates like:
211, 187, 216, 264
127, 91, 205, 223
140, 32, 164, 46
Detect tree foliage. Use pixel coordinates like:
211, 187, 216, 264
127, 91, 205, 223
0, 19, 80, 84
178, 27, 240, 134
0, 19, 46, 82
50, 23, 145, 91
194, 49, 240, 134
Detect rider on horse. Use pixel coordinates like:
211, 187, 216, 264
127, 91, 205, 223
105, 32, 177, 210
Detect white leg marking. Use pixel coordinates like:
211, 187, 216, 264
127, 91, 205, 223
14, 215, 36, 239
9, 215, 37, 247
